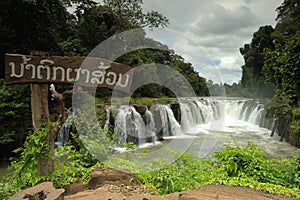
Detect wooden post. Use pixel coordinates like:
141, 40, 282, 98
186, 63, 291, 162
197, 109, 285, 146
31, 84, 50, 130
4, 51, 133, 176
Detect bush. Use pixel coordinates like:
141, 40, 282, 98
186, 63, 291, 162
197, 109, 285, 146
0, 128, 98, 200
136, 143, 300, 198
208, 142, 266, 181
137, 152, 209, 194
157, 96, 172, 104
133, 98, 154, 107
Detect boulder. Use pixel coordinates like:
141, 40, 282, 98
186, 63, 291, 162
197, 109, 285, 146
87, 168, 135, 189
64, 182, 86, 195
9, 182, 64, 200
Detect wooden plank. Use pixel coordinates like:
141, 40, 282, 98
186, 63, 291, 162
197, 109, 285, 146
5, 53, 133, 92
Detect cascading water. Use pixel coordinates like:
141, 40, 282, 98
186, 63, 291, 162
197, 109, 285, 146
55, 109, 74, 148
155, 104, 182, 137
142, 108, 156, 143
105, 98, 297, 158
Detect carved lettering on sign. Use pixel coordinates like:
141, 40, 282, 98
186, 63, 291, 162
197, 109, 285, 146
5, 54, 133, 92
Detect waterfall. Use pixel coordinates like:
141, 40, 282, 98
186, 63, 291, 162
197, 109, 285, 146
248, 104, 264, 125
195, 100, 214, 123
114, 106, 128, 146
158, 105, 182, 136
55, 109, 74, 148
142, 108, 156, 143
113, 106, 156, 146
180, 102, 195, 132
106, 98, 272, 147
224, 99, 266, 126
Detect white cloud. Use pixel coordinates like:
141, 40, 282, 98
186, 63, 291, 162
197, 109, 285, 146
142, 0, 283, 84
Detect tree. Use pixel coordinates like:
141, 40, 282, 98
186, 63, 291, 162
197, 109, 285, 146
239, 25, 275, 98
77, 5, 121, 51
275, 0, 300, 36
262, 0, 300, 145
0, 80, 31, 160
0, 0, 71, 77
103, 0, 169, 30
263, 32, 300, 106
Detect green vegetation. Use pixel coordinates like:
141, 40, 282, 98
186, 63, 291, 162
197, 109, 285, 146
0, 80, 32, 160
132, 98, 154, 107
1, 140, 299, 199
157, 96, 172, 105
237, 0, 300, 146
0, 128, 100, 199
0, 0, 209, 160
137, 143, 300, 197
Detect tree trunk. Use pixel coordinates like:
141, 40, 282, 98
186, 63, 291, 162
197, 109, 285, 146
31, 84, 50, 130
30, 84, 55, 176
31, 82, 70, 177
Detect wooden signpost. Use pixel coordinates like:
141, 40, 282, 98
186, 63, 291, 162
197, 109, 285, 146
5, 52, 133, 176
5, 53, 133, 91
5, 53, 133, 129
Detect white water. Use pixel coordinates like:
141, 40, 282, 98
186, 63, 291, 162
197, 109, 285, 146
157, 104, 182, 136
184, 99, 296, 158
107, 98, 298, 158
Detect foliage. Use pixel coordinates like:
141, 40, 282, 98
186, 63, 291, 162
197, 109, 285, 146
0, 129, 98, 199
208, 143, 266, 181
0, 127, 50, 199
157, 96, 172, 105
274, 0, 300, 36
103, 0, 169, 30
120, 142, 137, 152
136, 143, 300, 198
237, 0, 300, 145
239, 25, 275, 98
1, 136, 300, 199
117, 48, 208, 98
289, 107, 300, 146
132, 98, 154, 107
137, 152, 207, 194
104, 156, 142, 174
73, 93, 117, 161
263, 32, 300, 106
53, 142, 96, 188
262, 27, 300, 145
0, 79, 31, 147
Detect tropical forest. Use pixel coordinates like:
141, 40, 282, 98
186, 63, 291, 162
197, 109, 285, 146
0, 0, 299, 199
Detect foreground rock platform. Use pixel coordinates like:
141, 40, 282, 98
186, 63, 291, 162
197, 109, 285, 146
65, 184, 296, 200
9, 182, 64, 200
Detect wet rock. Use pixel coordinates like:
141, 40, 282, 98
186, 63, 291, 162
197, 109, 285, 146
170, 103, 181, 123
87, 168, 135, 189
64, 182, 86, 195
65, 186, 125, 200
9, 182, 64, 200
133, 105, 147, 115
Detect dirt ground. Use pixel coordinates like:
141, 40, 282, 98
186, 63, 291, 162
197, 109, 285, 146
65, 184, 297, 200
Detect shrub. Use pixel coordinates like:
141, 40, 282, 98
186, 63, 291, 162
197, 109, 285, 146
157, 96, 172, 104
134, 98, 154, 107
0, 128, 99, 200
208, 142, 266, 181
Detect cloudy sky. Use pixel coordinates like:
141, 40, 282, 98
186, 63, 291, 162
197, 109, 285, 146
142, 0, 283, 84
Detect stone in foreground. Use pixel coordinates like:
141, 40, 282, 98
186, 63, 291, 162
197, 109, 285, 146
9, 182, 64, 200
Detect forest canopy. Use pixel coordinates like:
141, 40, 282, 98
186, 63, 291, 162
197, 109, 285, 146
0, 0, 208, 159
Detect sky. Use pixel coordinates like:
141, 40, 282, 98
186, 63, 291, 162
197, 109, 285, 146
141, 0, 283, 84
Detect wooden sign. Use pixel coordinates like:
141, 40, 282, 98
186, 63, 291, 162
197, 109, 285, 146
5, 54, 133, 92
